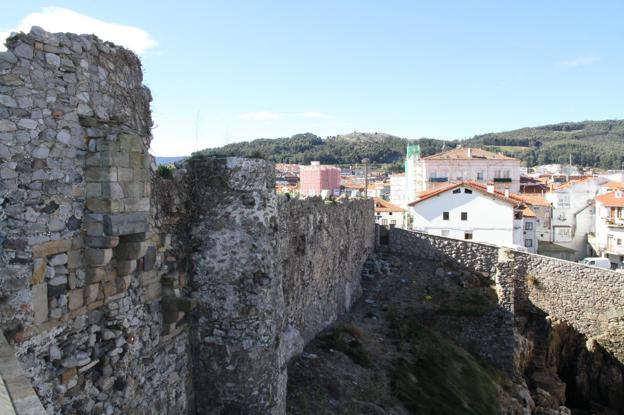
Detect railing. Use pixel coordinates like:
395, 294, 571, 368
429, 177, 448, 183
493, 178, 512, 183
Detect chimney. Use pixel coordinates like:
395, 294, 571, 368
467, 147, 472, 158
486, 182, 494, 194
504, 187, 510, 198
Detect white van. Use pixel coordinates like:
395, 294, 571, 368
579, 257, 611, 269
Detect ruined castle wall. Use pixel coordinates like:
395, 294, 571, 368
277, 198, 374, 357
0, 28, 191, 414
389, 228, 624, 369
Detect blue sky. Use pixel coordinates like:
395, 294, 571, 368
2, 1, 623, 156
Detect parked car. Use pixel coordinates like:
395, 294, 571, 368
578, 257, 611, 269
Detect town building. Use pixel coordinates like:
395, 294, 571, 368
389, 173, 407, 207
373, 197, 406, 228
299, 161, 341, 197
542, 177, 600, 260
407, 181, 537, 252
405, 145, 521, 203
592, 190, 624, 268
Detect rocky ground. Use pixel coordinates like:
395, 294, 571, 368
286, 252, 612, 415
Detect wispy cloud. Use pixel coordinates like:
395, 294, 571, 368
297, 112, 334, 119
0, 7, 157, 55
238, 111, 281, 121
556, 56, 598, 68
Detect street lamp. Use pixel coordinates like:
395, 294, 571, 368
361, 158, 370, 198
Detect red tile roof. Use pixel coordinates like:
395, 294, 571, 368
509, 193, 550, 207
604, 181, 624, 190
422, 147, 517, 161
596, 191, 624, 207
408, 181, 519, 206
373, 197, 405, 212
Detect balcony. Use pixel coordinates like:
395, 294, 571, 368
429, 177, 449, 183
606, 219, 624, 228
493, 177, 512, 183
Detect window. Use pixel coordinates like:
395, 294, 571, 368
443, 212, 449, 220
441, 230, 449, 237
525, 222, 533, 230
453, 188, 461, 194
524, 239, 533, 248
382, 219, 388, 226
476, 171, 484, 181
464, 232, 473, 240
464, 189, 472, 194
389, 212, 393, 216
461, 212, 468, 221
618, 239, 622, 246
390, 220, 396, 225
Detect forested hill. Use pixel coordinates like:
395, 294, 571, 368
194, 132, 446, 166
194, 120, 624, 169
466, 120, 624, 169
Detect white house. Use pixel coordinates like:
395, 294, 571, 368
405, 146, 521, 203
543, 177, 600, 260
407, 181, 537, 252
389, 173, 407, 207
593, 190, 624, 268
374, 197, 405, 228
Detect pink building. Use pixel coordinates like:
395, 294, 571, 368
299, 161, 341, 197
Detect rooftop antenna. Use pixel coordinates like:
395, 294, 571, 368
194, 110, 200, 152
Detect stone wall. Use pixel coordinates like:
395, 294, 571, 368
0, 27, 374, 414
0, 28, 192, 414
278, 198, 374, 353
388, 228, 624, 370
185, 158, 374, 413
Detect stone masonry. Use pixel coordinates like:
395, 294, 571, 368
388, 228, 624, 373
0, 28, 374, 414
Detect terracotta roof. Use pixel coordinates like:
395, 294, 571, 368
509, 193, 550, 207
408, 181, 519, 206
422, 147, 517, 161
551, 176, 594, 191
596, 191, 624, 207
604, 181, 624, 190
373, 197, 405, 212
522, 207, 536, 217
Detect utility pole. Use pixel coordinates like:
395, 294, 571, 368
362, 158, 370, 198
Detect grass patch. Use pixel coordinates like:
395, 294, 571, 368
437, 287, 498, 317
388, 318, 501, 415
319, 324, 371, 368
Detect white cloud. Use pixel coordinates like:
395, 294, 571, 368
297, 112, 334, 119
0, 7, 157, 55
238, 111, 281, 121
556, 56, 598, 68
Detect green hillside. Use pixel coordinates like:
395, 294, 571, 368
194, 120, 624, 169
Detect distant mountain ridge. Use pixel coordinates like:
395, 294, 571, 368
193, 119, 624, 169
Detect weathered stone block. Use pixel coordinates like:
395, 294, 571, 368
86, 183, 101, 197
85, 248, 113, 266
103, 212, 149, 236
86, 268, 106, 284
86, 198, 122, 213
85, 236, 119, 248
117, 167, 133, 181
32, 283, 48, 324
115, 242, 148, 260
123, 198, 150, 212
116, 275, 132, 291
85, 167, 117, 182
102, 182, 124, 199
32, 258, 46, 284
49, 253, 68, 266
84, 283, 101, 304
117, 260, 137, 276
32, 239, 71, 257
143, 246, 156, 271
68, 288, 84, 310
67, 250, 82, 269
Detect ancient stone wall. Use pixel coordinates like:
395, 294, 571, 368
277, 197, 374, 357
0, 27, 374, 414
0, 28, 192, 414
388, 228, 624, 370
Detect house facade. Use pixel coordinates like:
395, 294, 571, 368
389, 173, 407, 207
373, 197, 405, 228
407, 182, 537, 252
405, 146, 521, 203
593, 190, 624, 268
